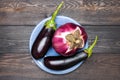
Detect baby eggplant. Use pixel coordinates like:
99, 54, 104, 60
44, 36, 98, 70
31, 2, 64, 59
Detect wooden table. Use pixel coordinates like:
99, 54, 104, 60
0, 0, 120, 80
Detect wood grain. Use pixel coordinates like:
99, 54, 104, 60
0, 0, 120, 80
0, 0, 120, 25
0, 53, 120, 80
0, 25, 120, 53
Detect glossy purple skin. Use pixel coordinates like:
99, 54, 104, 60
31, 26, 55, 59
44, 52, 88, 70
52, 23, 88, 57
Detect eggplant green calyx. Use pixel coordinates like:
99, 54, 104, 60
45, 1, 64, 30
84, 36, 98, 58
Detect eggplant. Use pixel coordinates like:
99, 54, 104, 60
52, 23, 88, 57
31, 2, 64, 59
44, 36, 98, 70
44, 52, 87, 70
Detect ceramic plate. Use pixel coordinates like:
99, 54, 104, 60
29, 16, 88, 74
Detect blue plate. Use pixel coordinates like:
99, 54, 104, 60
29, 16, 88, 74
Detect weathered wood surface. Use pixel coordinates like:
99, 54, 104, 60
0, 0, 120, 25
0, 0, 120, 80
0, 53, 120, 80
0, 25, 120, 53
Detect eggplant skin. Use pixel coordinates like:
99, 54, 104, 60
44, 52, 88, 70
31, 26, 55, 59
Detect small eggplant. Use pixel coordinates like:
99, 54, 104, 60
44, 36, 98, 70
31, 2, 64, 59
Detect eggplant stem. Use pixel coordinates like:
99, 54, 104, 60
51, 1, 64, 21
84, 36, 98, 58
45, 1, 64, 30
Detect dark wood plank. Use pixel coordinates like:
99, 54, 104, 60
0, 53, 120, 80
0, 0, 120, 25
0, 25, 120, 53
0, 0, 120, 80
0, 26, 34, 53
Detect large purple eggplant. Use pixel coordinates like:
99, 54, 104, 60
44, 36, 98, 70
31, 2, 64, 59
